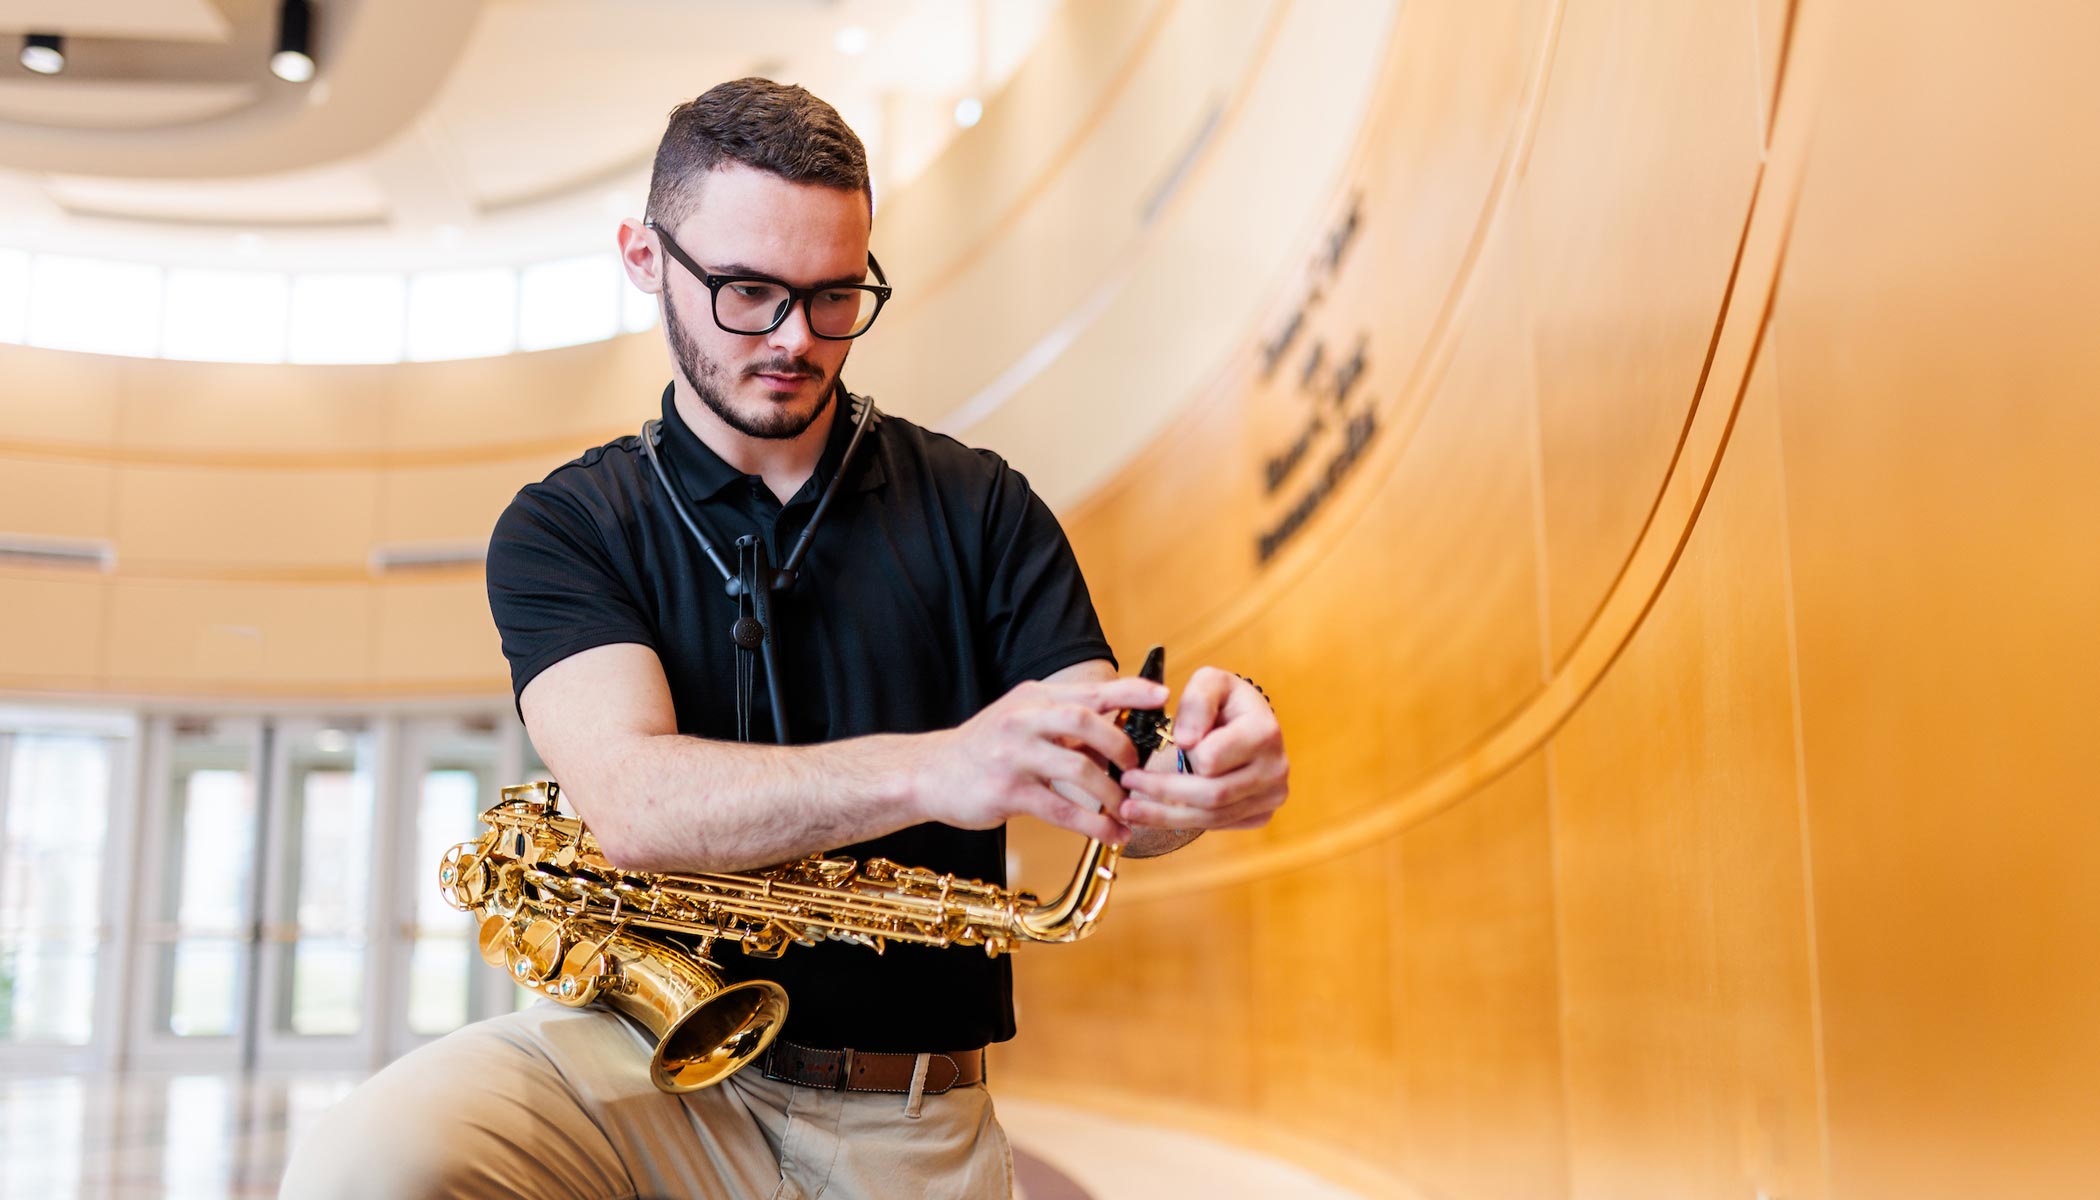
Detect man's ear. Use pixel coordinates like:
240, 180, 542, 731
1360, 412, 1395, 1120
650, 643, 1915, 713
616, 218, 662, 294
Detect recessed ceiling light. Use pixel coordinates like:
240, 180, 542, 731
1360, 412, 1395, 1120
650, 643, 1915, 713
834, 26, 872, 56
271, 0, 315, 83
20, 34, 64, 76
271, 49, 314, 83
953, 96, 983, 128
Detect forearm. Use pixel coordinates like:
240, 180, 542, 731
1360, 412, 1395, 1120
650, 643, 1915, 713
521, 645, 1161, 875
562, 730, 927, 873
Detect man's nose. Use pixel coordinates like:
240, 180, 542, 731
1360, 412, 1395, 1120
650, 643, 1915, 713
767, 299, 816, 355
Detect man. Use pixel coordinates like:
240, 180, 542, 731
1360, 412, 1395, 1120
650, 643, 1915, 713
282, 78, 1287, 1199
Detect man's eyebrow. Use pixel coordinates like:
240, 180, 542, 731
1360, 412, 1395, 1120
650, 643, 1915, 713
709, 262, 870, 288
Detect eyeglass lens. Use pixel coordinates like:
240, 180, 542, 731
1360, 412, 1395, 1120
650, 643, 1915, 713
715, 281, 881, 339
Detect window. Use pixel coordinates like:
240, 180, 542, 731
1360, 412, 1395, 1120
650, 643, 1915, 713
1, 246, 661, 363
162, 269, 290, 364
0, 248, 27, 344
406, 268, 517, 361
288, 274, 407, 364
27, 255, 161, 357
519, 253, 620, 351
622, 273, 660, 333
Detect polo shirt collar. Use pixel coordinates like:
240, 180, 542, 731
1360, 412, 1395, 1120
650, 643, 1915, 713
656, 380, 881, 507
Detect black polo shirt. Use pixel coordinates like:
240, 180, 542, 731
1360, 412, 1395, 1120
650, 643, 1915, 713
485, 382, 1114, 1051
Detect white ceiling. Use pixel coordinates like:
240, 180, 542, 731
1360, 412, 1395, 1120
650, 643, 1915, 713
0, 0, 1059, 271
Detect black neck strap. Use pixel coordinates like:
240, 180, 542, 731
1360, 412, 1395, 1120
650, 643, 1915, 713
640, 384, 880, 744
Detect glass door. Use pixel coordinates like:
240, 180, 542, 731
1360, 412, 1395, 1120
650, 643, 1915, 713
130, 716, 266, 1070
389, 713, 503, 1056
123, 707, 536, 1072
253, 718, 384, 1071
0, 718, 133, 1073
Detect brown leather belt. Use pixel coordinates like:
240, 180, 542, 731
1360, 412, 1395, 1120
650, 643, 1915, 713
760, 1040, 985, 1095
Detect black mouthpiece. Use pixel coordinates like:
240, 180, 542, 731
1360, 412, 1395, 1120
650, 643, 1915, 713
1136, 645, 1166, 685
1112, 645, 1170, 783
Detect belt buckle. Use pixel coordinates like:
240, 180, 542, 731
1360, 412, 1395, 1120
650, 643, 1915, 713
834, 1047, 854, 1092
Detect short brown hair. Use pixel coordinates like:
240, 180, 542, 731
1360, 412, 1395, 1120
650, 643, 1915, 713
646, 78, 871, 230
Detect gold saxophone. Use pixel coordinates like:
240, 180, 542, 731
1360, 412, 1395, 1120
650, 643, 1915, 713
438, 649, 1172, 1095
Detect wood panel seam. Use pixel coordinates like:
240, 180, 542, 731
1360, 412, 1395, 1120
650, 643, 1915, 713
1767, 312, 1837, 1200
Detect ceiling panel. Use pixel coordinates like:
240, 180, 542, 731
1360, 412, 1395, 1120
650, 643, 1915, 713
0, 80, 255, 129
47, 163, 389, 226
0, 0, 233, 42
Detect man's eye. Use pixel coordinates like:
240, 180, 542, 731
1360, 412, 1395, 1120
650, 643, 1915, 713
819, 291, 857, 305
729, 284, 772, 300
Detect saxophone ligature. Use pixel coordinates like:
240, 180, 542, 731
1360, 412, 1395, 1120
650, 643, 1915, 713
438, 646, 1174, 1094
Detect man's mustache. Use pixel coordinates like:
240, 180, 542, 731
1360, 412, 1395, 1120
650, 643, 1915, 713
747, 359, 820, 379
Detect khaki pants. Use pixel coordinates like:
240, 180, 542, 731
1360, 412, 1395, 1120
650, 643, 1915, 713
279, 1003, 1015, 1199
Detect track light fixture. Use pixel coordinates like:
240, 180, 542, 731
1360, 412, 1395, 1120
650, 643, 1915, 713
271, 0, 316, 83
19, 33, 64, 75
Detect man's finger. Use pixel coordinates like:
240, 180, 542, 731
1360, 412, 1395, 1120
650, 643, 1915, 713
1019, 785, 1131, 844
1121, 792, 1279, 831
1061, 676, 1170, 714
1029, 744, 1126, 818
1172, 668, 1235, 748
1033, 704, 1140, 772
1119, 761, 1267, 811
1180, 712, 1273, 777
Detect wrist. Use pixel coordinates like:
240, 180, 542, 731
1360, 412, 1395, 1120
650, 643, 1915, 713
886, 730, 942, 822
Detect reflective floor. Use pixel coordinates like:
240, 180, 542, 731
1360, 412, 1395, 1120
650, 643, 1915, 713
0, 1072, 1360, 1199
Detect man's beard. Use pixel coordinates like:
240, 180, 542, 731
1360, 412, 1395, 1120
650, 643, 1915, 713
665, 288, 837, 441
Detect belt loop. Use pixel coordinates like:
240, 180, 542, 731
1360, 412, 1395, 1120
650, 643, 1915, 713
903, 1053, 931, 1118
836, 1047, 854, 1092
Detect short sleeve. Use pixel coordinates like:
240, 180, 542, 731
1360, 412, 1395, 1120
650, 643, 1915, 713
485, 483, 657, 707
975, 452, 1116, 689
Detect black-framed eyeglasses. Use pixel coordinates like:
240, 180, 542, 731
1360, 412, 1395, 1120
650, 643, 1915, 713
647, 220, 892, 340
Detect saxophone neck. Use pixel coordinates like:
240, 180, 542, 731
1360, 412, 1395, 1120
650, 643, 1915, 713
1017, 837, 1122, 941
1014, 656, 1162, 942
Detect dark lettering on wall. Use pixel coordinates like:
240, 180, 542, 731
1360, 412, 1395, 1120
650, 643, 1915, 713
1259, 307, 1305, 379
1257, 407, 1380, 563
1330, 336, 1366, 408
1298, 339, 1327, 392
1257, 195, 1365, 381
1263, 413, 1323, 493
1253, 196, 1373, 562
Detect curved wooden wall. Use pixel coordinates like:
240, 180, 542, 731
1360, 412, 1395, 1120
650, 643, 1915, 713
3, 1, 2097, 1196
998, 2, 2100, 1198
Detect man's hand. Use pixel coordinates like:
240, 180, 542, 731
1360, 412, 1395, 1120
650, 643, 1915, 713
907, 675, 1167, 845
1118, 667, 1288, 832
